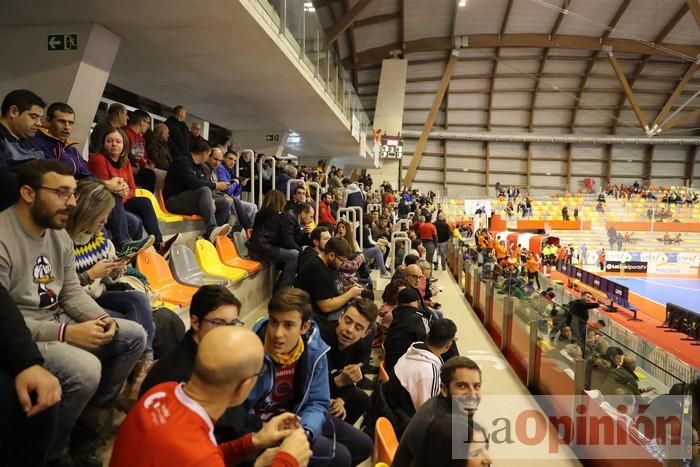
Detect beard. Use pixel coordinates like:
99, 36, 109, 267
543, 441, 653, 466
31, 201, 73, 230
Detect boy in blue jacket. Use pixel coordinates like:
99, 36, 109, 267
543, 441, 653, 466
247, 288, 372, 466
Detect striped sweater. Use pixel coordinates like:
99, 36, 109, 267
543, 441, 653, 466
73, 228, 116, 298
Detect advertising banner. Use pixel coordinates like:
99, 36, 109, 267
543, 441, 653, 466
604, 261, 648, 273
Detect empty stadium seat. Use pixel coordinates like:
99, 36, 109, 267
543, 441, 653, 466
170, 244, 230, 287
136, 251, 198, 307
373, 417, 398, 465
135, 188, 184, 223
214, 235, 262, 274
194, 239, 248, 283
157, 191, 202, 221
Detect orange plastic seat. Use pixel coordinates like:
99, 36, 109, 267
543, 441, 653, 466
158, 192, 202, 221
215, 235, 262, 274
379, 361, 389, 383
136, 251, 198, 307
373, 417, 398, 465
194, 239, 248, 284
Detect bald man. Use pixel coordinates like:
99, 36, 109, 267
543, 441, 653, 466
110, 327, 311, 467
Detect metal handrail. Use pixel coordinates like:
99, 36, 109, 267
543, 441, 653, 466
307, 181, 321, 224
257, 155, 276, 206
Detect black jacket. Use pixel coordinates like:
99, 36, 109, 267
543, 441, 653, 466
383, 304, 431, 374
248, 208, 306, 261
319, 324, 366, 399
434, 220, 451, 243
164, 116, 191, 159
140, 331, 259, 442
0, 286, 43, 376
565, 299, 599, 326
0, 123, 44, 212
162, 155, 216, 201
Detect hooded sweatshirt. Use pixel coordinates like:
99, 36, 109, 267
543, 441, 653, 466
33, 128, 93, 179
394, 342, 443, 411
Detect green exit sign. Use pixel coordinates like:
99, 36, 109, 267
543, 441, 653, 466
265, 134, 279, 142
48, 34, 78, 51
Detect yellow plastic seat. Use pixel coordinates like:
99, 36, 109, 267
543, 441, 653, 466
194, 239, 248, 284
135, 188, 185, 223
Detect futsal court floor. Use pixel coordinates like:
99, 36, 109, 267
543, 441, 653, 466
614, 277, 700, 312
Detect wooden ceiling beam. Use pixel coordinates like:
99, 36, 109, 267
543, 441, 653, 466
342, 0, 360, 91
610, 2, 689, 132
653, 62, 700, 129
353, 12, 400, 28
529, 0, 570, 132
569, 0, 631, 131
488, 0, 514, 131
326, 0, 376, 44
686, 143, 698, 183
344, 33, 700, 68
689, 0, 700, 30
402, 51, 459, 188
607, 50, 649, 131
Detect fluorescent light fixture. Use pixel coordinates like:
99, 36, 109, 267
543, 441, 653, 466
458, 0, 466, 6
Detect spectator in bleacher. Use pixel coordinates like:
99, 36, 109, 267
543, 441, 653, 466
216, 150, 258, 225
298, 225, 332, 272
416, 214, 437, 266
237, 149, 254, 199
0, 90, 47, 212
384, 287, 432, 375
574, 207, 579, 221
88, 127, 179, 257
433, 212, 451, 271
123, 110, 158, 193
525, 252, 541, 289
139, 285, 263, 444
34, 103, 92, 179
162, 139, 232, 243
0, 286, 61, 467
90, 102, 129, 154
248, 190, 304, 289
189, 122, 206, 150
0, 159, 146, 466
248, 288, 373, 467
66, 178, 156, 409
361, 214, 392, 279
318, 191, 336, 225
342, 178, 364, 208
562, 205, 569, 221
294, 237, 364, 335
164, 105, 190, 159
275, 163, 296, 196
145, 122, 172, 171
393, 357, 483, 467
598, 248, 606, 271
284, 184, 308, 214
111, 325, 312, 467
566, 292, 601, 345
388, 318, 457, 416
319, 298, 376, 425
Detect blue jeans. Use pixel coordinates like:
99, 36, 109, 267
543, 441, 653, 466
437, 241, 448, 270
271, 248, 299, 289
107, 194, 146, 248
97, 290, 155, 355
39, 318, 146, 457
310, 415, 373, 467
362, 246, 389, 275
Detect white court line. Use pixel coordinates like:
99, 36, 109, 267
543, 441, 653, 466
627, 278, 700, 293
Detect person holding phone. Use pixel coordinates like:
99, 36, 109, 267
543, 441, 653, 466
67, 178, 156, 409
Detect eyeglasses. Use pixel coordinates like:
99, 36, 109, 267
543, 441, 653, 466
201, 317, 245, 327
35, 186, 76, 201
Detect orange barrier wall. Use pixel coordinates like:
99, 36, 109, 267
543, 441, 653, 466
516, 220, 591, 230
606, 221, 700, 232
490, 214, 507, 231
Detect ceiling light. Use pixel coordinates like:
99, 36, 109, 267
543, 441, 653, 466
303, 2, 313, 6
458, 0, 466, 6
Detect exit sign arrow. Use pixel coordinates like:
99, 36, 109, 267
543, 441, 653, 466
48, 35, 63, 50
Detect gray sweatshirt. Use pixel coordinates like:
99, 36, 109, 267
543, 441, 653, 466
0, 207, 108, 342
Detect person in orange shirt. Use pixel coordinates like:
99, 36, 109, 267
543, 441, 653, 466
110, 327, 311, 467
598, 248, 606, 271
495, 240, 507, 262
525, 253, 541, 289
513, 244, 522, 264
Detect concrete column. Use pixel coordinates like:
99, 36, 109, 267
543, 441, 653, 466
0, 23, 120, 151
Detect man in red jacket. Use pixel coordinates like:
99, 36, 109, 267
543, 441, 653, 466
110, 326, 311, 467
318, 192, 336, 225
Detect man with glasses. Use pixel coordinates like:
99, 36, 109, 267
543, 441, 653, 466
0, 159, 147, 467
111, 326, 312, 467
248, 288, 372, 467
0, 89, 47, 211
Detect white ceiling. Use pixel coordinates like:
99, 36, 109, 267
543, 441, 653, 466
0, 0, 365, 159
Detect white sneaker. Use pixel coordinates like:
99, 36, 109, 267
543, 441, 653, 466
209, 224, 232, 243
